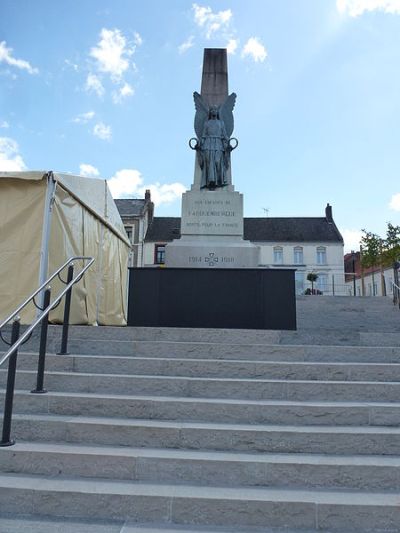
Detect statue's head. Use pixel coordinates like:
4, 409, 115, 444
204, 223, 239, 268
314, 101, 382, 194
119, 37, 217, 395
209, 105, 219, 119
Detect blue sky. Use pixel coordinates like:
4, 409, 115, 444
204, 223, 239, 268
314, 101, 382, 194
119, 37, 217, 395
1, 0, 400, 251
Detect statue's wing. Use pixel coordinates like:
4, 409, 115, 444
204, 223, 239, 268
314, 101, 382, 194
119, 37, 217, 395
219, 92, 237, 137
193, 91, 208, 139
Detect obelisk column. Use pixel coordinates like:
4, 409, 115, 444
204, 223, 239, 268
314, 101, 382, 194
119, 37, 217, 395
200, 48, 228, 107
193, 49, 233, 190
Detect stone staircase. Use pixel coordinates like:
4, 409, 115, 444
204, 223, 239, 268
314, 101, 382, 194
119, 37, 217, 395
1, 296, 400, 532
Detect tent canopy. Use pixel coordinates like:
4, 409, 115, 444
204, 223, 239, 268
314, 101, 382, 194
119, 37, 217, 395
0, 171, 130, 246
0, 171, 130, 325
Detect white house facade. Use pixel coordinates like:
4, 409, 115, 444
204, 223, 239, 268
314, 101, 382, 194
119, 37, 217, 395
141, 204, 345, 295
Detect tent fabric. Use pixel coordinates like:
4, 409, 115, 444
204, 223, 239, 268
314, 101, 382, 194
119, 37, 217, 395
0, 172, 129, 326
0, 178, 46, 323
0, 171, 47, 181
0, 171, 130, 246
54, 173, 130, 246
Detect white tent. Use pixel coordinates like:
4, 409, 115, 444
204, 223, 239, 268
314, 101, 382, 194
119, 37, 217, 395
0, 171, 130, 325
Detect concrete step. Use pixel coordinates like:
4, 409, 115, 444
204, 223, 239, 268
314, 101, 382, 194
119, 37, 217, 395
66, 340, 400, 361
15, 353, 400, 382
8, 324, 282, 344
109, 525, 314, 533
1, 441, 400, 491
1, 473, 400, 531
0, 515, 122, 533
3, 370, 400, 402
10, 414, 400, 455
0, 516, 326, 533
6, 390, 400, 427
11, 340, 400, 361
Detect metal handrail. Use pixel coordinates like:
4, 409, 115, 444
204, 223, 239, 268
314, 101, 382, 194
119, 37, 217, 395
0, 256, 92, 332
0, 257, 94, 367
391, 281, 400, 308
0, 256, 94, 446
392, 281, 400, 292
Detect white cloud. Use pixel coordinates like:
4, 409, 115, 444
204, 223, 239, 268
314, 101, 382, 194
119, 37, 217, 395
241, 37, 267, 63
64, 59, 79, 71
178, 36, 195, 54
340, 228, 363, 253
85, 73, 105, 97
133, 32, 143, 46
226, 38, 239, 55
112, 82, 135, 103
0, 41, 39, 75
93, 122, 112, 141
0, 137, 26, 171
72, 111, 95, 124
0, 120, 9, 129
140, 182, 187, 206
86, 28, 140, 104
389, 192, 400, 211
107, 169, 143, 198
192, 4, 233, 39
90, 28, 135, 81
79, 163, 99, 177
337, 0, 400, 16
107, 168, 186, 206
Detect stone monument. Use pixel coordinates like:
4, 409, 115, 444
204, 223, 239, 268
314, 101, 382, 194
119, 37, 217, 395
165, 48, 260, 268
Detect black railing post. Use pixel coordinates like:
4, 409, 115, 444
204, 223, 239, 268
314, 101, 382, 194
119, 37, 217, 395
31, 288, 51, 394
58, 264, 74, 355
0, 318, 21, 447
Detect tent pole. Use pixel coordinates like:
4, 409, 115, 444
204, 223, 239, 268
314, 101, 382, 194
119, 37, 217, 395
37, 171, 57, 311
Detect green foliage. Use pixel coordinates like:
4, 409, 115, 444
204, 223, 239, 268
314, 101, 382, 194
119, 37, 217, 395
307, 272, 318, 282
360, 231, 383, 268
361, 223, 400, 268
385, 223, 400, 264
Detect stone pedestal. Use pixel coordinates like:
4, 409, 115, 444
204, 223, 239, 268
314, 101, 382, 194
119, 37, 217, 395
166, 189, 260, 268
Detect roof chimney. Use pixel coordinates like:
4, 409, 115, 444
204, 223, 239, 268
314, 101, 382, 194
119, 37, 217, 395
325, 203, 333, 223
145, 189, 154, 223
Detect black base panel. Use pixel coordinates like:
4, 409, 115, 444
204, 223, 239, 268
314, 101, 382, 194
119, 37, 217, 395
127, 268, 296, 330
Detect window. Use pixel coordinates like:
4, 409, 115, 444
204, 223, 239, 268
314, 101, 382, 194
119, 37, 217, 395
155, 244, 166, 264
273, 246, 283, 264
316, 246, 327, 265
316, 273, 328, 293
293, 246, 303, 264
124, 226, 133, 243
295, 271, 304, 295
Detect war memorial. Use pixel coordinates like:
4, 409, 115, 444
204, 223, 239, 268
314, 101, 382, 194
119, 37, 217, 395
128, 49, 296, 330
165, 48, 259, 268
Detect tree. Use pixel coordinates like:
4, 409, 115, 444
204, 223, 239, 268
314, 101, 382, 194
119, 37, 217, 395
360, 230, 383, 295
360, 231, 383, 269
384, 223, 400, 265
360, 223, 400, 297
307, 272, 318, 294
361, 224, 400, 268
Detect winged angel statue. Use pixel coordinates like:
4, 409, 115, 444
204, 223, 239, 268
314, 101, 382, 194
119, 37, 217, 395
190, 92, 238, 189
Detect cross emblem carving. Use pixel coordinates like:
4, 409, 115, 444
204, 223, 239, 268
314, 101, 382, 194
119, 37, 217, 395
205, 252, 218, 267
